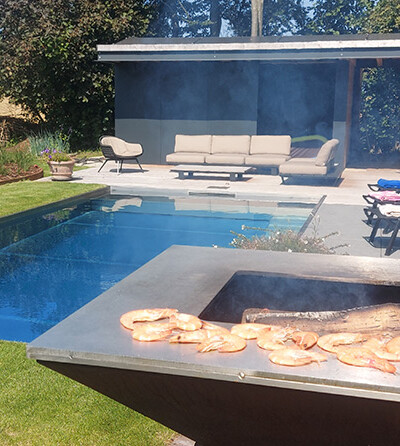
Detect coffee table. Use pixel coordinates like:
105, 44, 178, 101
171, 164, 254, 181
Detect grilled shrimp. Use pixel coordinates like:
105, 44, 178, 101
364, 337, 400, 361
292, 331, 319, 350
201, 321, 230, 335
269, 348, 327, 367
257, 327, 294, 351
386, 336, 400, 355
169, 313, 202, 331
317, 332, 366, 354
197, 333, 246, 353
230, 323, 272, 340
120, 308, 177, 330
169, 329, 210, 344
131, 322, 172, 341
336, 347, 396, 374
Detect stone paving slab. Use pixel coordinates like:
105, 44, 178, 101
64, 161, 400, 206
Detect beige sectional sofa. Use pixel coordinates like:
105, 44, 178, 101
279, 138, 339, 182
166, 134, 291, 170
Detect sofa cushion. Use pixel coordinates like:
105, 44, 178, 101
175, 135, 212, 153
211, 135, 250, 154
250, 135, 291, 156
245, 154, 290, 167
279, 159, 327, 176
166, 152, 206, 164
315, 139, 339, 166
205, 154, 246, 165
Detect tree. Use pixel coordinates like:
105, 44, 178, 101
363, 0, 400, 33
148, 1, 307, 38
251, 0, 264, 36
148, 1, 222, 37
306, 0, 375, 34
223, 0, 306, 36
355, 0, 400, 161
0, 0, 154, 149
359, 67, 400, 159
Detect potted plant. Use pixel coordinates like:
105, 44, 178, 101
40, 148, 75, 181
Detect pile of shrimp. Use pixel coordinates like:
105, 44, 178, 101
119, 308, 400, 374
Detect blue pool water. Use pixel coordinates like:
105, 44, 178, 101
0, 194, 314, 342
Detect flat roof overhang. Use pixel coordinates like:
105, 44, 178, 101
97, 34, 400, 62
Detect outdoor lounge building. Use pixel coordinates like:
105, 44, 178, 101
97, 34, 400, 172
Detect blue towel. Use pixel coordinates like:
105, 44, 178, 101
377, 179, 400, 189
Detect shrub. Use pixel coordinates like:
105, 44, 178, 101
0, 147, 37, 175
230, 223, 347, 255
29, 130, 71, 155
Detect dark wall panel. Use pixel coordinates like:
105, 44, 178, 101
115, 62, 161, 120
257, 62, 336, 139
115, 61, 259, 163
207, 61, 259, 121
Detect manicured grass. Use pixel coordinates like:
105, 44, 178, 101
0, 182, 105, 217
0, 341, 174, 445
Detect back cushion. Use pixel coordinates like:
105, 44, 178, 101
211, 135, 250, 154
250, 135, 291, 155
101, 136, 127, 156
175, 135, 212, 153
315, 139, 339, 166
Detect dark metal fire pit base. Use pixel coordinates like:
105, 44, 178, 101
42, 360, 399, 446
28, 248, 400, 446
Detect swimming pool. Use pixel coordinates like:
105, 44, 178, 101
0, 194, 318, 342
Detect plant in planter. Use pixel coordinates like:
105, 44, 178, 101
40, 148, 75, 181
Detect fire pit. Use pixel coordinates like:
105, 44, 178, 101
27, 246, 400, 446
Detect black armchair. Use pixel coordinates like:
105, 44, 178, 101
98, 136, 143, 174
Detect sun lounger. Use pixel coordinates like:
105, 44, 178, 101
362, 191, 400, 225
99, 135, 144, 174
367, 179, 400, 192
364, 205, 400, 255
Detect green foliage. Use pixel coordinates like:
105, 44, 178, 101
306, 0, 375, 34
39, 148, 72, 162
230, 224, 347, 254
149, 1, 307, 37
0, 147, 37, 175
29, 130, 71, 155
358, 67, 400, 159
363, 0, 400, 33
0, 0, 154, 150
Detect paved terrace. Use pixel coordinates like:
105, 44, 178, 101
45, 162, 400, 259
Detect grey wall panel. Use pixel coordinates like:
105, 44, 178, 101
115, 119, 161, 164
160, 120, 209, 163
207, 120, 257, 135
115, 118, 258, 164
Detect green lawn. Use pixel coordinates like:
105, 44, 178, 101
0, 341, 174, 446
0, 182, 105, 217
0, 181, 176, 445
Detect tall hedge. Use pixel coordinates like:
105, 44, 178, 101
0, 0, 153, 149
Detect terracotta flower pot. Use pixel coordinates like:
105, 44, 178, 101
48, 159, 75, 181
